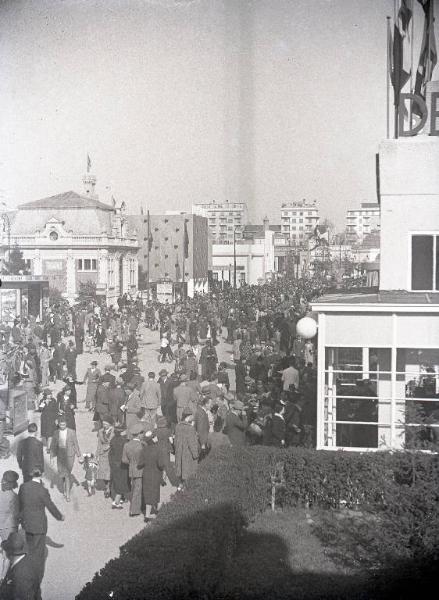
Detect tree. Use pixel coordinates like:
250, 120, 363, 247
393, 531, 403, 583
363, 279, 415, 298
76, 280, 97, 305
2, 244, 29, 275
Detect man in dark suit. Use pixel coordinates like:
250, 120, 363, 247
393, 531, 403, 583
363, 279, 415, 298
194, 396, 210, 459
271, 401, 286, 447
0, 532, 41, 600
18, 468, 64, 587
16, 423, 44, 482
225, 400, 248, 447
158, 369, 173, 422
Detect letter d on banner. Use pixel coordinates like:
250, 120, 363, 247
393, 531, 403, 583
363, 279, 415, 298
398, 93, 428, 137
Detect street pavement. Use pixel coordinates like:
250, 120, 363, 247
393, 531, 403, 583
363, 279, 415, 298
1, 324, 233, 600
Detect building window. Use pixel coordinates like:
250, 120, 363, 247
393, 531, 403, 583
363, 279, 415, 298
176, 228, 180, 232
49, 231, 59, 241
411, 234, 439, 290
77, 259, 97, 271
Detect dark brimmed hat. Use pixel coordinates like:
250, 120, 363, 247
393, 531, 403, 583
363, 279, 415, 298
1, 532, 27, 556
158, 368, 168, 376
91, 361, 98, 366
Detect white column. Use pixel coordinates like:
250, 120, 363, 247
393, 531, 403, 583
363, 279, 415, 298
316, 313, 326, 450
33, 250, 43, 276
66, 251, 76, 303
122, 255, 130, 294
187, 278, 195, 298
99, 250, 108, 286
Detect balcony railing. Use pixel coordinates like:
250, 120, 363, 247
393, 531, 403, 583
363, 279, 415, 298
0, 234, 139, 248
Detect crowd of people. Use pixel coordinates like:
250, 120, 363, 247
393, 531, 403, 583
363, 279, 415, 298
0, 275, 326, 598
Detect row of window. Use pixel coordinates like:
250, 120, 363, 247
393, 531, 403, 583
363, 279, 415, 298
77, 259, 97, 272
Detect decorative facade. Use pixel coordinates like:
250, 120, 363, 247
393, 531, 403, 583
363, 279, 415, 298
1, 178, 139, 306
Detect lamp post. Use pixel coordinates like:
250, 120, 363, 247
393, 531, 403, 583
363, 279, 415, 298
233, 225, 243, 289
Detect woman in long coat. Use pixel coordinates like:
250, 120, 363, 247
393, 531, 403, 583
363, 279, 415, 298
109, 424, 130, 508
39, 391, 58, 451
124, 384, 143, 439
50, 419, 81, 501
96, 419, 114, 497
39, 344, 52, 388
137, 432, 165, 521
174, 411, 199, 484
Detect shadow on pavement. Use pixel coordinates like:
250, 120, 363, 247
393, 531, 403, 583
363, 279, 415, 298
76, 501, 438, 600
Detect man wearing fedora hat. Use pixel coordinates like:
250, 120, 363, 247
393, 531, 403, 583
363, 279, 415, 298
18, 468, 64, 590
225, 400, 248, 447
0, 532, 41, 600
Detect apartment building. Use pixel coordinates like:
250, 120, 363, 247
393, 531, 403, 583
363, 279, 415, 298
346, 202, 380, 243
192, 201, 248, 243
280, 199, 319, 245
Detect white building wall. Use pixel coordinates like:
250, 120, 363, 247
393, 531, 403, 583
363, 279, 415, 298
379, 136, 439, 291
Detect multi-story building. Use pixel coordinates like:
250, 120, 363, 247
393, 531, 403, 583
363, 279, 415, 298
346, 202, 380, 243
1, 174, 139, 306
127, 212, 209, 298
192, 201, 248, 244
280, 199, 319, 245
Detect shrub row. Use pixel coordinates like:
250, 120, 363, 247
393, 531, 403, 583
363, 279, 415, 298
76, 447, 274, 600
77, 447, 439, 599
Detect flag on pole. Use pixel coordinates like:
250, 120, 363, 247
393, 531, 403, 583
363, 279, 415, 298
388, 17, 394, 85
392, 0, 414, 107
87, 154, 92, 173
414, 0, 437, 113
183, 220, 189, 259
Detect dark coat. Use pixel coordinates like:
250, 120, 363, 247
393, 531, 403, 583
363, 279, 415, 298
18, 480, 63, 534
225, 411, 248, 447
270, 414, 286, 447
138, 442, 164, 506
235, 362, 247, 395
40, 400, 58, 439
108, 386, 126, 422
109, 434, 130, 495
194, 406, 210, 448
16, 437, 44, 480
0, 553, 41, 600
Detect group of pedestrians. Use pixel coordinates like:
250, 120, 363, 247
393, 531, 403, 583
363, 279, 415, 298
0, 275, 326, 598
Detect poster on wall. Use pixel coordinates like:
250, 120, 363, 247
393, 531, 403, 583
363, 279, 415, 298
11, 388, 29, 435
0, 289, 18, 323
156, 281, 173, 304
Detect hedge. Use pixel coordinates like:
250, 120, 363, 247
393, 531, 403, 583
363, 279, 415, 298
76, 447, 439, 599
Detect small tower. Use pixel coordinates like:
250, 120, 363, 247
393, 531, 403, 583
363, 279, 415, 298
83, 173, 97, 197
82, 154, 97, 197
263, 215, 269, 231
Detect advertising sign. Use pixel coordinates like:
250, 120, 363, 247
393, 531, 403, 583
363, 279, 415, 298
156, 281, 173, 304
11, 387, 29, 435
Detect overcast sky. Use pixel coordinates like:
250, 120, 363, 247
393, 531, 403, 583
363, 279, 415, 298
0, 0, 435, 228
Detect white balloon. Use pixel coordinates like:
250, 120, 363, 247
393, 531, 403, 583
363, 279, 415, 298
296, 317, 317, 339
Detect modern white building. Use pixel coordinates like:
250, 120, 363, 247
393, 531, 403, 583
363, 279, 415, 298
1, 175, 139, 306
312, 117, 439, 452
192, 201, 248, 244
346, 202, 380, 244
211, 228, 275, 287
280, 199, 319, 245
